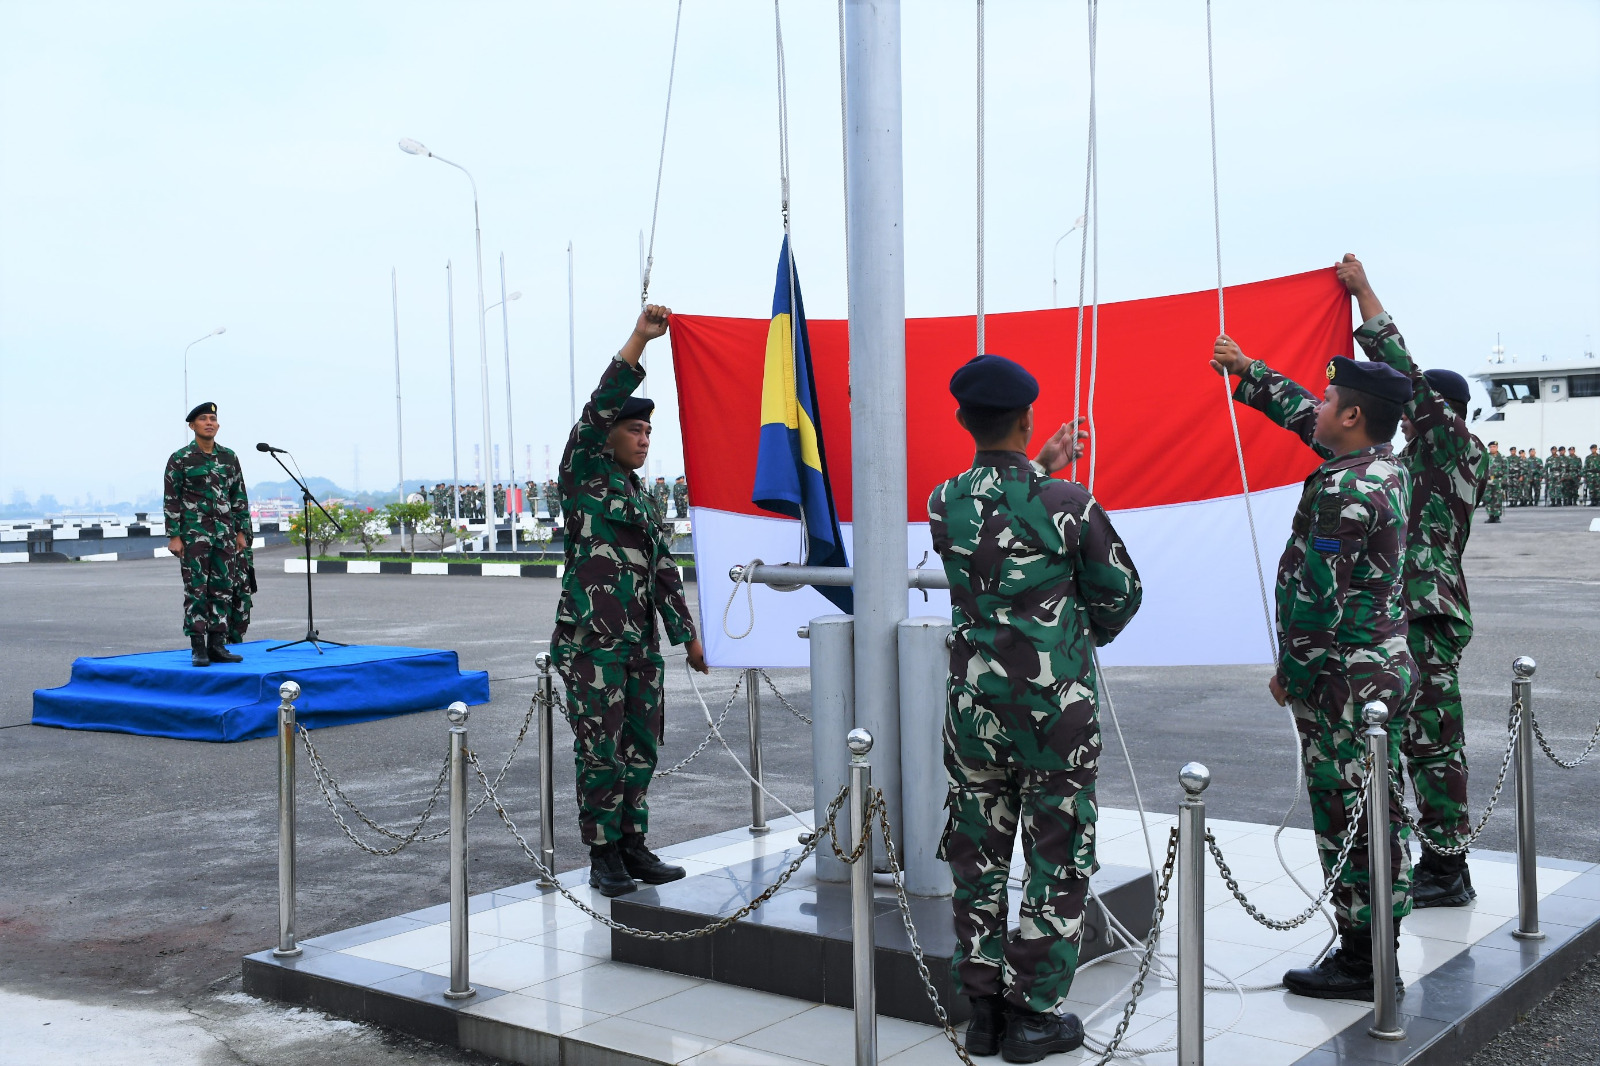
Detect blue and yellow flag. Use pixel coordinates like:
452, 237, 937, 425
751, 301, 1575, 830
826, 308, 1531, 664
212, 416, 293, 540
751, 236, 851, 613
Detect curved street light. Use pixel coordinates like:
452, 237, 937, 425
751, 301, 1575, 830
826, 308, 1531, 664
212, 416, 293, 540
484, 290, 522, 316
399, 136, 497, 551
1051, 216, 1087, 308
183, 326, 226, 415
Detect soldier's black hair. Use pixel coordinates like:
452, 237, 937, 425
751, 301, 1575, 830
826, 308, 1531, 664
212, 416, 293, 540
957, 404, 1027, 447
1332, 386, 1402, 442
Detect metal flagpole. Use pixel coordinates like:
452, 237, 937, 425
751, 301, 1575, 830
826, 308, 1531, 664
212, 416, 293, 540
843, 0, 908, 851
447, 261, 461, 524
391, 269, 405, 531
567, 241, 577, 427
499, 253, 518, 552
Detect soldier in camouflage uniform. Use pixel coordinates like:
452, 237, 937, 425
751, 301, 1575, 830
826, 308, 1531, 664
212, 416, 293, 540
1527, 450, 1544, 506
1339, 255, 1488, 907
671, 475, 689, 519
929, 354, 1142, 1061
1585, 445, 1600, 506
164, 402, 251, 667
1505, 449, 1520, 506
1561, 447, 1582, 506
1212, 336, 1415, 1001
1482, 443, 1505, 522
651, 476, 670, 517
544, 479, 561, 523
552, 304, 709, 898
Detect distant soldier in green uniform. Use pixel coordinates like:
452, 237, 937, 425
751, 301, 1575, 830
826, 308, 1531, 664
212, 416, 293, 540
544, 479, 561, 523
1212, 334, 1415, 1000
1561, 447, 1581, 505
552, 304, 709, 898
671, 475, 689, 519
1585, 445, 1600, 506
1505, 449, 1520, 506
929, 354, 1143, 1061
1527, 450, 1544, 505
1340, 255, 1487, 907
164, 402, 251, 667
1482, 443, 1505, 522
651, 476, 670, 517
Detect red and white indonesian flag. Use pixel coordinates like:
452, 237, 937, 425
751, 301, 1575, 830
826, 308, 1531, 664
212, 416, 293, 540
670, 268, 1352, 668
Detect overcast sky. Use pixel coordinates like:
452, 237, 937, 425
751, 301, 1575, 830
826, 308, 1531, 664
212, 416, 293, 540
2, 1, 1596, 506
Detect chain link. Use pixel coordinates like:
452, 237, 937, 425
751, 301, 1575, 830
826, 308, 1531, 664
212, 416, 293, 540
1394, 699, 1521, 856
656, 672, 744, 778
758, 668, 813, 725
299, 725, 451, 856
1089, 827, 1178, 1065
1208, 748, 1374, 931
1529, 698, 1600, 769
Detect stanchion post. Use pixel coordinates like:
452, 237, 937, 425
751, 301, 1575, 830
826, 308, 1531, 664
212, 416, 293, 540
1177, 762, 1209, 1066
535, 654, 557, 887
1362, 701, 1404, 1041
273, 681, 302, 958
746, 667, 768, 834
1511, 656, 1543, 941
848, 727, 877, 1066
444, 702, 475, 1000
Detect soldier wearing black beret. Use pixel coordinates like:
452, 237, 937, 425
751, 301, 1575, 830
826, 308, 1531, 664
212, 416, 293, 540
164, 402, 252, 666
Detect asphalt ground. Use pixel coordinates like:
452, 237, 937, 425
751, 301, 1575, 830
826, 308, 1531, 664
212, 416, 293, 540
1, 504, 1596, 1064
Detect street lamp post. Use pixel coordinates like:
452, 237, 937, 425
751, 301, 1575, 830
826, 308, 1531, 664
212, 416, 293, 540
391, 268, 406, 550
183, 326, 226, 415
486, 271, 522, 551
446, 260, 461, 524
1051, 216, 1086, 308
400, 137, 496, 552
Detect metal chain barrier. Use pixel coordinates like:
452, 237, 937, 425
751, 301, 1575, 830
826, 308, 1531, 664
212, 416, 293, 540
1394, 698, 1522, 857
1084, 827, 1179, 1064
757, 668, 813, 725
656, 672, 745, 778
1208, 749, 1374, 931
1529, 699, 1600, 769
472, 752, 855, 940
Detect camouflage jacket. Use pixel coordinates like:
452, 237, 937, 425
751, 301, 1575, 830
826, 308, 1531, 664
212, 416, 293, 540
1526, 456, 1543, 484
1355, 312, 1487, 624
1233, 362, 1411, 702
551, 357, 695, 663
671, 483, 689, 517
163, 442, 250, 544
1485, 453, 1508, 487
928, 451, 1143, 747
1586, 454, 1600, 478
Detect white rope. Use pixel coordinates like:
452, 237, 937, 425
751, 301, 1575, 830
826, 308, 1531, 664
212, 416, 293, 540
640, 0, 685, 308
685, 661, 813, 831
722, 558, 761, 640
975, 0, 986, 354
1070, 0, 1096, 483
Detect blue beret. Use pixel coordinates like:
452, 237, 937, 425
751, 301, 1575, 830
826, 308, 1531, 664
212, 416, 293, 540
1326, 357, 1412, 404
615, 396, 654, 424
186, 401, 217, 422
1422, 368, 1470, 406
949, 354, 1039, 411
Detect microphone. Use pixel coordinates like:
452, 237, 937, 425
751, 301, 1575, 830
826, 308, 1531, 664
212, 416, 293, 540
256, 443, 288, 454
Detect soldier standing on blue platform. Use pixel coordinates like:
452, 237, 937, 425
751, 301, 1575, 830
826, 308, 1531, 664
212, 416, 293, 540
552, 304, 710, 898
1211, 336, 1416, 1001
164, 402, 251, 667
929, 354, 1143, 1062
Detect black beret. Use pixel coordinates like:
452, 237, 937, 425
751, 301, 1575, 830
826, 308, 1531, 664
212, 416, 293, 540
615, 396, 654, 424
1326, 357, 1412, 404
186, 401, 217, 422
949, 354, 1039, 411
1422, 368, 1471, 406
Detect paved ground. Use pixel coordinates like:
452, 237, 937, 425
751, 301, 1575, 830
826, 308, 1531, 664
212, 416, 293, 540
1, 504, 1596, 1064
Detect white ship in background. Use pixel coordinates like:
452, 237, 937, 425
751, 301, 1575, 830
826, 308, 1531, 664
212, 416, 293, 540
1472, 345, 1600, 451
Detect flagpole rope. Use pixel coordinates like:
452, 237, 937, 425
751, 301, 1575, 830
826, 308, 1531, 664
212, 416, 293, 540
640, 0, 685, 308
1070, 0, 1096, 483
836, 0, 851, 320
976, 0, 986, 355
775, 0, 811, 558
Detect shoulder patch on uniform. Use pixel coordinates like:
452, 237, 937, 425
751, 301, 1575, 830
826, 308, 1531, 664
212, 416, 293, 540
1311, 535, 1341, 554
1314, 492, 1342, 535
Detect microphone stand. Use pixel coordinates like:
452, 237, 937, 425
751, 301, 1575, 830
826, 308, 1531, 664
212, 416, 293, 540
265, 449, 347, 654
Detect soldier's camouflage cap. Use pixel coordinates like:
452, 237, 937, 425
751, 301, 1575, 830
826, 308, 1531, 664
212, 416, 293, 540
949, 353, 1039, 410
186, 401, 217, 422
1325, 357, 1411, 404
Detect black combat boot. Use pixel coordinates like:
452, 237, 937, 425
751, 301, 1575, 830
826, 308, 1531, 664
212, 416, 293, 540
588, 843, 638, 898
190, 634, 211, 667
999, 1009, 1083, 1063
619, 834, 687, 885
207, 632, 243, 663
1412, 851, 1475, 908
1283, 934, 1405, 1001
964, 994, 1007, 1057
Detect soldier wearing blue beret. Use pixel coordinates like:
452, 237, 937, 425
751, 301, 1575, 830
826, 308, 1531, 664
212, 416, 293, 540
164, 402, 251, 666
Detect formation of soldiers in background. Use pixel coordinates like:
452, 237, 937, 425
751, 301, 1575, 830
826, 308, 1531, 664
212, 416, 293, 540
1482, 444, 1599, 518
420, 475, 692, 526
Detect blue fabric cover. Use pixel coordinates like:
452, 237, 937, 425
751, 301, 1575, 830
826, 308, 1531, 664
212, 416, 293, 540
32, 641, 490, 742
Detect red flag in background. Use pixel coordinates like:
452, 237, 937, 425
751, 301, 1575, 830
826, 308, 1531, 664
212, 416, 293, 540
671, 268, 1353, 668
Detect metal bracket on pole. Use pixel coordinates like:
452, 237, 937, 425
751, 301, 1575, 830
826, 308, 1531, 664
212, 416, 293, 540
1362, 701, 1404, 1041
1177, 762, 1209, 1066
1511, 656, 1544, 941
273, 681, 302, 959
444, 703, 476, 1000
848, 728, 877, 1066
535, 654, 558, 888
746, 668, 769, 834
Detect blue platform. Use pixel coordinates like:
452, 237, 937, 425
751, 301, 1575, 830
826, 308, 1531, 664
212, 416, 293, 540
31, 641, 490, 742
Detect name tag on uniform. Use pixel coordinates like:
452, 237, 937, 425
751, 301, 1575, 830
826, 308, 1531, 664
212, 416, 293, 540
1311, 536, 1341, 554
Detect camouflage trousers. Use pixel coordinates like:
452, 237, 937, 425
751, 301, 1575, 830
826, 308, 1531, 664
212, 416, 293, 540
227, 545, 254, 643
1292, 640, 1415, 935
178, 538, 236, 637
1482, 482, 1504, 519
941, 723, 1098, 1014
558, 651, 664, 847
1402, 617, 1471, 853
